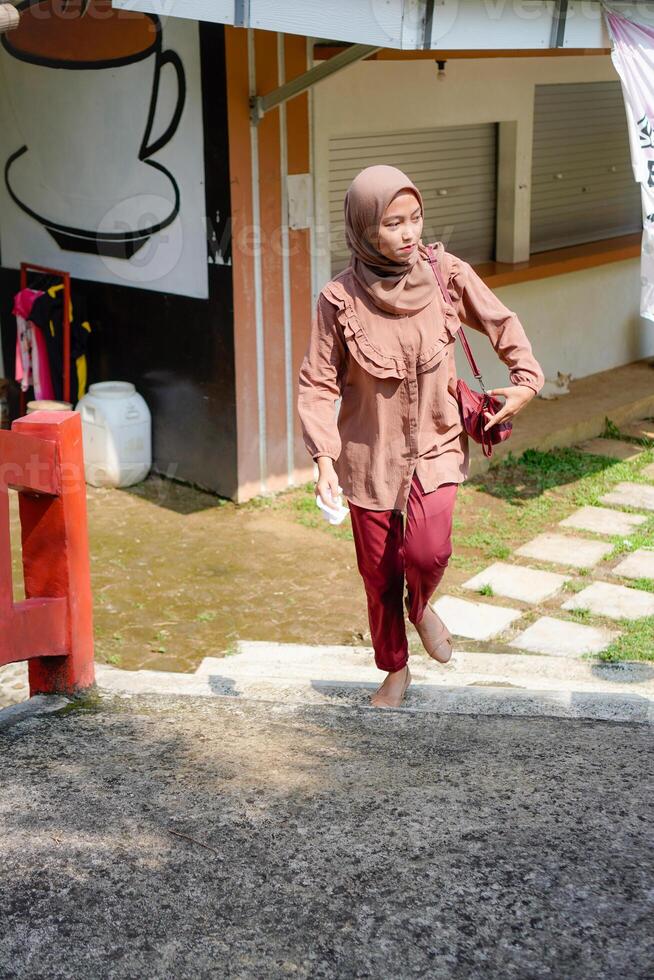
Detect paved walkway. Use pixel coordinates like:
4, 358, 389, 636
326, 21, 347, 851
1, 692, 651, 979
2, 423, 653, 716
433, 443, 654, 658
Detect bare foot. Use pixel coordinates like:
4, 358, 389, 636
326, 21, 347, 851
370, 664, 411, 708
417, 604, 453, 664
406, 594, 453, 664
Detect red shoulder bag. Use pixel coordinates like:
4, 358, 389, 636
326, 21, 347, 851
426, 245, 512, 458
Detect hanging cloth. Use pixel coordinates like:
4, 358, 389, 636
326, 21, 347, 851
12, 287, 56, 400
603, 4, 654, 322
28, 280, 93, 403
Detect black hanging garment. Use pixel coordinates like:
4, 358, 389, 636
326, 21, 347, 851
28, 279, 92, 404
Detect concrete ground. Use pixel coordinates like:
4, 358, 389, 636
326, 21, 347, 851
1, 692, 652, 980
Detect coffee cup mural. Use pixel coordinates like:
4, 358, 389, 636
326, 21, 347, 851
0, 0, 186, 259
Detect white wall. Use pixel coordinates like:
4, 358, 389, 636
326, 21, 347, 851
468, 258, 653, 391
311, 52, 654, 382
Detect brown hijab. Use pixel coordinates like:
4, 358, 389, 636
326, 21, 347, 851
344, 164, 439, 315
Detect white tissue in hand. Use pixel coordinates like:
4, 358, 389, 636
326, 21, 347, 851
315, 487, 349, 525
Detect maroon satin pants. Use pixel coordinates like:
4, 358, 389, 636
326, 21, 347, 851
348, 472, 458, 673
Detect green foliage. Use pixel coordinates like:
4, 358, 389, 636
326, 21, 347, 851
601, 416, 622, 440
567, 607, 591, 622
196, 610, 218, 622
598, 615, 654, 662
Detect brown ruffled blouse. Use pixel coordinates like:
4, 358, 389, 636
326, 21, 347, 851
298, 241, 545, 511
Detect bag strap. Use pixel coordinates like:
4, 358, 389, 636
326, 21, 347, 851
426, 245, 488, 395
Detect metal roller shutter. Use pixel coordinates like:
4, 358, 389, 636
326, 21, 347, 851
328, 123, 498, 277
530, 81, 642, 253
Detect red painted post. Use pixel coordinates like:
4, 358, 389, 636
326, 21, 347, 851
2, 411, 95, 696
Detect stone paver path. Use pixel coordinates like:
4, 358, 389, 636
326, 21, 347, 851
559, 505, 647, 536
575, 437, 643, 461
612, 548, 654, 581
426, 422, 654, 661
431, 595, 522, 640
515, 532, 613, 569
508, 616, 619, 657
562, 580, 654, 621
462, 562, 571, 603
600, 482, 654, 511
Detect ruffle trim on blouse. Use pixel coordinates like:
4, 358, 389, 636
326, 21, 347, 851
431, 242, 464, 345
321, 274, 456, 381
321, 280, 407, 379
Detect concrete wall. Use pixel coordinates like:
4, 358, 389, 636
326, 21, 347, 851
311, 52, 654, 385
464, 258, 653, 393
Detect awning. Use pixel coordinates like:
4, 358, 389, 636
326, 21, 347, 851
110, 0, 650, 50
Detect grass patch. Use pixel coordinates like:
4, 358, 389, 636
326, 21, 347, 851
605, 518, 654, 560
196, 610, 218, 622
626, 576, 654, 594
567, 607, 591, 623
463, 531, 511, 560
597, 615, 654, 662
478, 447, 613, 503
601, 416, 623, 440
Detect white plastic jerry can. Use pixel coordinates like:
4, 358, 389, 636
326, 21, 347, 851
75, 381, 151, 487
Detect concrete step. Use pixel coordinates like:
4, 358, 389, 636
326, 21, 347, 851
6, 642, 652, 724
94, 641, 654, 725
575, 437, 644, 461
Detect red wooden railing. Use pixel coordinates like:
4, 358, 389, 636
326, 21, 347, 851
0, 411, 95, 696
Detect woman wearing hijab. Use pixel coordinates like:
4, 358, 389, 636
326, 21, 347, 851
298, 165, 544, 709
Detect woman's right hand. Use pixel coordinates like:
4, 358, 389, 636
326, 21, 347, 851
315, 456, 340, 507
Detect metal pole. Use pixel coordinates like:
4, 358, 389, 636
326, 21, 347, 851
250, 43, 381, 124
550, 0, 569, 48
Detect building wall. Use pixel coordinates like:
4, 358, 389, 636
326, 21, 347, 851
458, 258, 651, 394
311, 52, 654, 385
224, 26, 315, 502
0, 23, 237, 497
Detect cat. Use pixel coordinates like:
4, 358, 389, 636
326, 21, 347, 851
537, 370, 573, 400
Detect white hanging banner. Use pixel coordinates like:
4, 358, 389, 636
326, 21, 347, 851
603, 5, 654, 323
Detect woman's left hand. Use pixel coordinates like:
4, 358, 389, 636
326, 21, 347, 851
482, 384, 535, 432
